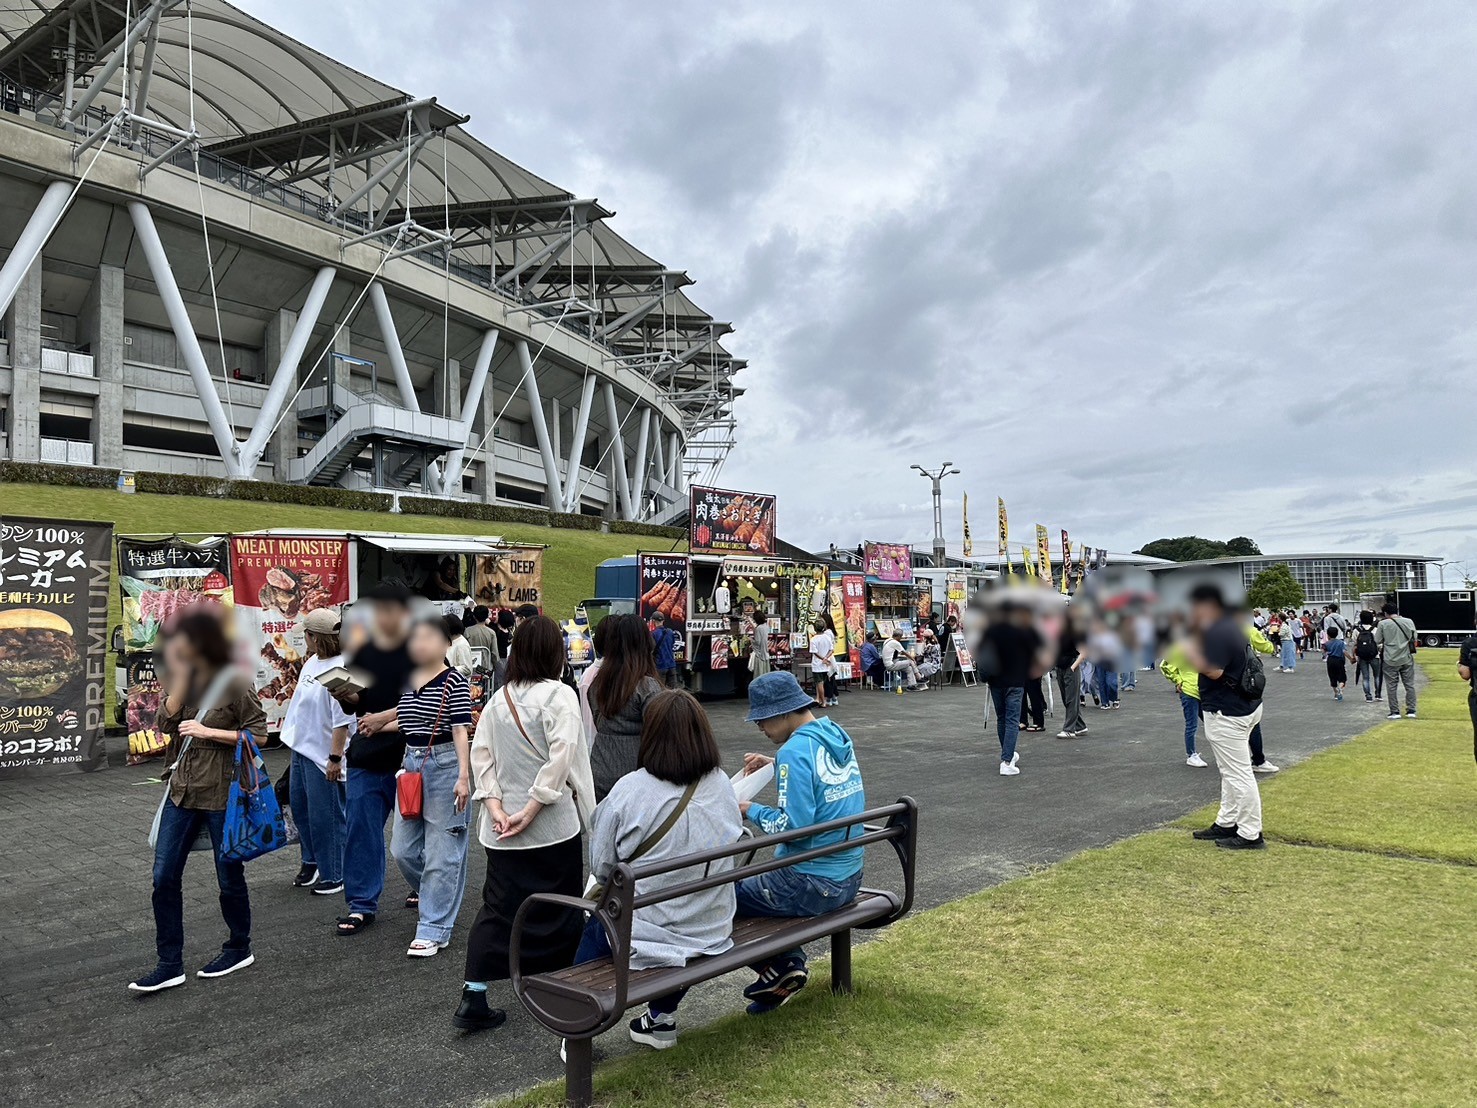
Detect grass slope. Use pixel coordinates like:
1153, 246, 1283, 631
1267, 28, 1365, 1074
1179, 651, 1477, 864
499, 831, 1477, 1108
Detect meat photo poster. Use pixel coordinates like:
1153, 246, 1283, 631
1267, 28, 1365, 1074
230, 536, 352, 730
0, 516, 113, 777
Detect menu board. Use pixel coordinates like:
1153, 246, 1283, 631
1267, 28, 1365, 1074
473, 547, 543, 612
863, 542, 913, 583
0, 516, 113, 777
689, 486, 776, 556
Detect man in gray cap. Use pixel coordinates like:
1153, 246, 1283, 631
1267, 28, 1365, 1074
735, 671, 867, 1013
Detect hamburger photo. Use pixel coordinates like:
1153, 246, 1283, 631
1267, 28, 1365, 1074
0, 608, 84, 699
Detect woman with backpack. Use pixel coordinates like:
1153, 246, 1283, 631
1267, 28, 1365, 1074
1352, 613, 1380, 702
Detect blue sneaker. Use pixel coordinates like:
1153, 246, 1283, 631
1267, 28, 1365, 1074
743, 957, 807, 1012
128, 965, 186, 993
197, 949, 255, 979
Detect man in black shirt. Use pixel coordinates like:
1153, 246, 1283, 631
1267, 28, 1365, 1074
332, 578, 414, 932
982, 601, 1045, 778
1186, 584, 1266, 850
1053, 611, 1088, 738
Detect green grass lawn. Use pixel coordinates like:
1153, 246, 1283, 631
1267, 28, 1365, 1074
499, 830, 1477, 1108
1179, 652, 1477, 864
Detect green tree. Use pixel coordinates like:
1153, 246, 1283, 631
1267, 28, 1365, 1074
1137, 536, 1229, 561
1247, 562, 1305, 612
1225, 536, 1261, 556
1347, 566, 1384, 599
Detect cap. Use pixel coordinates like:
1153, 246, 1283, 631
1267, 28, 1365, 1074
745, 672, 816, 723
303, 608, 341, 635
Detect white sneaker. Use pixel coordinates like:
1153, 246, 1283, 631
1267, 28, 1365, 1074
1010, 751, 1020, 767
999, 762, 1021, 776
1253, 761, 1280, 774
1186, 752, 1207, 767
1055, 729, 1076, 739
1406, 711, 1417, 719
1386, 712, 1401, 720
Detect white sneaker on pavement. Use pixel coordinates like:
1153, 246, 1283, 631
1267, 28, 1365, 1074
1253, 761, 1280, 774
1186, 752, 1207, 767
1010, 751, 1020, 767
999, 762, 1020, 776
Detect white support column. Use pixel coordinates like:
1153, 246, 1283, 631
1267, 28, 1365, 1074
669, 430, 685, 494
630, 407, 652, 513
602, 381, 635, 520
650, 426, 667, 489
0, 181, 73, 321
442, 328, 498, 494
550, 396, 562, 472
563, 374, 597, 513
516, 339, 564, 510
367, 281, 420, 411
127, 201, 243, 475
240, 265, 336, 469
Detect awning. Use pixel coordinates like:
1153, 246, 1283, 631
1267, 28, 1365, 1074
353, 534, 504, 555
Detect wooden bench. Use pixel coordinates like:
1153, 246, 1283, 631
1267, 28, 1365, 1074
510, 798, 919, 1107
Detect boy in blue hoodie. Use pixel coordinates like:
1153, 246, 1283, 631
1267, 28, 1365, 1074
737, 671, 866, 1014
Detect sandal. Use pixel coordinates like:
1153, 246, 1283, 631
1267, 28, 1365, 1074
335, 912, 375, 936
406, 939, 445, 958
405, 893, 420, 910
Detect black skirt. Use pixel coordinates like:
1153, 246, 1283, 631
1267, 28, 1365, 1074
465, 833, 584, 983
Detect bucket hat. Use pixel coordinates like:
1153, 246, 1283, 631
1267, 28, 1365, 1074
745, 671, 816, 722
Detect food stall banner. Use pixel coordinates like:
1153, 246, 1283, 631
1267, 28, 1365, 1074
125, 653, 166, 764
720, 556, 777, 579
0, 516, 113, 777
1036, 525, 1053, 589
962, 493, 973, 557
230, 536, 351, 730
996, 497, 1009, 556
1060, 532, 1073, 595
863, 542, 913, 583
639, 554, 688, 659
473, 547, 543, 611
840, 573, 866, 672
118, 535, 232, 653
1021, 545, 1036, 579
689, 486, 777, 556
946, 573, 968, 621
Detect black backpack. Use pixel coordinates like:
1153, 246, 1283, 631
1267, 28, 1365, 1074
1355, 628, 1378, 661
1236, 643, 1266, 700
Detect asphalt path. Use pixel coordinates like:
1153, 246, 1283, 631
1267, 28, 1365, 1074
0, 660, 1382, 1108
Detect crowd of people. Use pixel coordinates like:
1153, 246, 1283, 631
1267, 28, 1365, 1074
128, 582, 867, 1058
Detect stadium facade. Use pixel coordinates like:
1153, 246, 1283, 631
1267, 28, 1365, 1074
0, 0, 741, 522
1149, 553, 1436, 609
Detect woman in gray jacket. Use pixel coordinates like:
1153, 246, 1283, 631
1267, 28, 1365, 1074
588, 614, 663, 800
575, 689, 742, 1049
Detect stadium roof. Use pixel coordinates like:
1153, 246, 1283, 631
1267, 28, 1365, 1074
1145, 552, 1440, 570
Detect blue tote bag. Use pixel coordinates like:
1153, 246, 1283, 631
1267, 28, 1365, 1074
220, 730, 288, 863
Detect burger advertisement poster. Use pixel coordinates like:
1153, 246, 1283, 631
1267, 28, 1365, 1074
0, 516, 114, 777
689, 486, 777, 557
230, 537, 352, 730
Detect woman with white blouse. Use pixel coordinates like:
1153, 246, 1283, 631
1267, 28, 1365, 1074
454, 614, 595, 1032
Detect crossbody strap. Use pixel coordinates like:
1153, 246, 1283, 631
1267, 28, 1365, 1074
167, 667, 238, 775
629, 780, 699, 863
503, 683, 544, 757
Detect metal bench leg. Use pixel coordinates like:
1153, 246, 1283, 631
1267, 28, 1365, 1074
831, 928, 853, 995
565, 1037, 593, 1108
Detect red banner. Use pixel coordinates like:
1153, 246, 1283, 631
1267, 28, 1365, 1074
230, 536, 351, 730
840, 573, 866, 673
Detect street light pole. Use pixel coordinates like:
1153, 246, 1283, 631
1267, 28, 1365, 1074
911, 461, 960, 568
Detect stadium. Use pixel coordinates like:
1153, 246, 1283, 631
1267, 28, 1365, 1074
0, 0, 741, 523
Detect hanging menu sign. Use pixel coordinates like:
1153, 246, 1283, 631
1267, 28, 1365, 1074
689, 486, 777, 556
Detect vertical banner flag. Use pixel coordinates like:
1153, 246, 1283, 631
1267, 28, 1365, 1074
829, 578, 849, 660
946, 573, 967, 621
1077, 545, 1090, 583
1060, 530, 1072, 594
636, 554, 688, 659
996, 497, 1009, 557
0, 516, 114, 777
962, 493, 973, 557
230, 536, 352, 730
1036, 525, 1053, 588
840, 574, 866, 673
1021, 545, 1036, 579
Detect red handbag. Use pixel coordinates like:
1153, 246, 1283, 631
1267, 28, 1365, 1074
396, 678, 451, 820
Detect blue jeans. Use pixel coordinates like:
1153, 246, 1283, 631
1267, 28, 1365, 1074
1280, 640, 1296, 671
151, 798, 250, 973
989, 685, 1024, 764
735, 866, 863, 969
390, 744, 471, 944
575, 917, 687, 1016
290, 750, 346, 883
1096, 667, 1119, 705
1119, 668, 1137, 689
344, 767, 398, 916
1355, 659, 1375, 698
1178, 692, 1200, 756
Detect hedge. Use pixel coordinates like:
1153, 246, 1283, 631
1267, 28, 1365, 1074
133, 472, 394, 511
397, 495, 604, 532
0, 460, 121, 489
609, 520, 686, 541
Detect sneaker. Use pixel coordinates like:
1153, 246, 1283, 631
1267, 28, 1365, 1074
311, 878, 344, 896
1010, 751, 1020, 767
1253, 761, 1280, 774
1055, 729, 1076, 739
744, 957, 808, 1008
1365, 695, 1373, 702
1073, 727, 1088, 736
452, 986, 508, 1032
999, 762, 1021, 776
1186, 753, 1207, 767
1406, 711, 1417, 719
196, 950, 254, 979
629, 1009, 678, 1050
1216, 833, 1267, 851
1192, 822, 1238, 840
128, 965, 186, 994
407, 939, 446, 958
1386, 712, 1401, 719
291, 864, 318, 888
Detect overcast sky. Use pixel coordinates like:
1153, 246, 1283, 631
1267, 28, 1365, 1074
253, 0, 1477, 568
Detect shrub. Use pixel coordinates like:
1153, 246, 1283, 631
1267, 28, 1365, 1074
0, 461, 120, 489
610, 520, 686, 541
132, 472, 392, 512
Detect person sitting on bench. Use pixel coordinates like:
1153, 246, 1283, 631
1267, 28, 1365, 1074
572, 690, 742, 1051
736, 672, 866, 1014
859, 632, 885, 688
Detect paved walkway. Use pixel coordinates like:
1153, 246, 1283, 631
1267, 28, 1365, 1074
0, 661, 1383, 1108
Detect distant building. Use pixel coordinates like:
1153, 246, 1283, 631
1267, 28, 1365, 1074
1149, 553, 1436, 609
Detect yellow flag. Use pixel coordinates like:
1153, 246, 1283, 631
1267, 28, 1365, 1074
962, 493, 973, 557
1060, 540, 1072, 594
1035, 525, 1053, 589
1021, 544, 1036, 578
996, 498, 1008, 558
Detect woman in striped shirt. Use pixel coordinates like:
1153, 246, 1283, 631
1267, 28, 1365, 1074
386, 613, 474, 958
